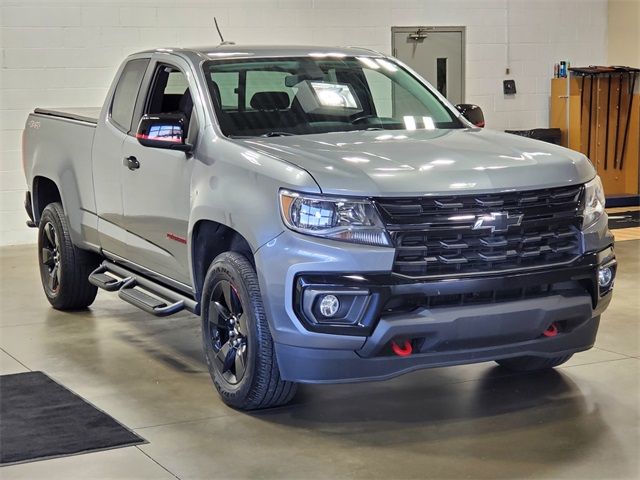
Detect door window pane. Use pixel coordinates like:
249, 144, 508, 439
146, 67, 190, 114
164, 71, 188, 94
144, 65, 194, 136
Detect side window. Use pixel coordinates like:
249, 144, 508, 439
110, 58, 149, 132
211, 72, 239, 110
245, 71, 293, 110
164, 71, 188, 95
144, 64, 195, 137
146, 66, 192, 116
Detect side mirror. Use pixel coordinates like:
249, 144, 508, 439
136, 114, 192, 152
455, 104, 485, 128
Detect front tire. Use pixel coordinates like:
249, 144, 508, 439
201, 252, 297, 410
37, 202, 99, 310
496, 354, 573, 372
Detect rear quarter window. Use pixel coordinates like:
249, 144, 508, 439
110, 58, 149, 132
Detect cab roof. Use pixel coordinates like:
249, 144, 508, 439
137, 45, 385, 61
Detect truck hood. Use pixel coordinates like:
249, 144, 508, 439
241, 128, 595, 196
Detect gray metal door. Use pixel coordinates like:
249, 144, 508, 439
392, 27, 465, 105
121, 59, 194, 286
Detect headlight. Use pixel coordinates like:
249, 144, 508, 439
279, 190, 391, 247
582, 176, 605, 229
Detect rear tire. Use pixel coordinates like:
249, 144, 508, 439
37, 202, 99, 310
496, 354, 573, 372
201, 251, 297, 410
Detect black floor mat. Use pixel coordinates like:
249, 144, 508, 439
608, 210, 640, 229
0, 372, 145, 465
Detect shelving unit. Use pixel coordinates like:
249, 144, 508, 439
549, 69, 639, 197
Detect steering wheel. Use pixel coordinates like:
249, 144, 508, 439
351, 114, 379, 125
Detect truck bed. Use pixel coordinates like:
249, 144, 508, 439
34, 107, 100, 125
24, 108, 101, 249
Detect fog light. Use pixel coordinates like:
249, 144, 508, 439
319, 294, 340, 317
598, 266, 613, 288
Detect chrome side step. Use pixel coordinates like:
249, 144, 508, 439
89, 261, 198, 317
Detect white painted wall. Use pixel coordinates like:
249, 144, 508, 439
0, 0, 608, 246
608, 0, 640, 67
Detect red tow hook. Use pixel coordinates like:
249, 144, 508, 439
391, 340, 413, 357
543, 323, 559, 337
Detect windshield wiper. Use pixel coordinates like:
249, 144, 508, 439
260, 131, 295, 137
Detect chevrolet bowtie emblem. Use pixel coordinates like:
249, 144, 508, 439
472, 212, 523, 233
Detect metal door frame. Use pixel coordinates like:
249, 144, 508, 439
391, 26, 466, 103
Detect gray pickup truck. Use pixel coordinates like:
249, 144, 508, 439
23, 45, 616, 410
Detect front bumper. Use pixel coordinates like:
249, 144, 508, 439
276, 314, 601, 383
255, 230, 615, 384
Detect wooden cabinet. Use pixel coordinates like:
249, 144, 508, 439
550, 75, 639, 196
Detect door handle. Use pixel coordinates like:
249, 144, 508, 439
124, 156, 140, 170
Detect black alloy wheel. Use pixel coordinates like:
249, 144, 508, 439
207, 280, 249, 384
200, 251, 297, 410
40, 221, 61, 294
37, 202, 99, 310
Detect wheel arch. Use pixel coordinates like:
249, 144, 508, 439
32, 176, 62, 223
191, 219, 255, 301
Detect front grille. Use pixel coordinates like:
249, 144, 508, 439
375, 185, 584, 278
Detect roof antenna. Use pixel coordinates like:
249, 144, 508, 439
214, 17, 235, 45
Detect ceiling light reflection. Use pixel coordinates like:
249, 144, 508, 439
357, 57, 380, 69
376, 59, 398, 72
403, 116, 417, 130
431, 159, 455, 165
342, 156, 370, 163
422, 116, 435, 130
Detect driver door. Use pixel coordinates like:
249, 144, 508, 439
120, 59, 197, 287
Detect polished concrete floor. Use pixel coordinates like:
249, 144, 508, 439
0, 241, 638, 480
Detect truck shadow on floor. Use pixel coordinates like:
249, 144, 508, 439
249, 368, 612, 470
39, 306, 616, 475
114, 318, 205, 375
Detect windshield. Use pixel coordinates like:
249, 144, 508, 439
202, 56, 463, 137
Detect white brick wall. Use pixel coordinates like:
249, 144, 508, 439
0, 0, 608, 246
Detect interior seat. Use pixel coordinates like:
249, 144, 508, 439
178, 88, 194, 134
250, 91, 290, 111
